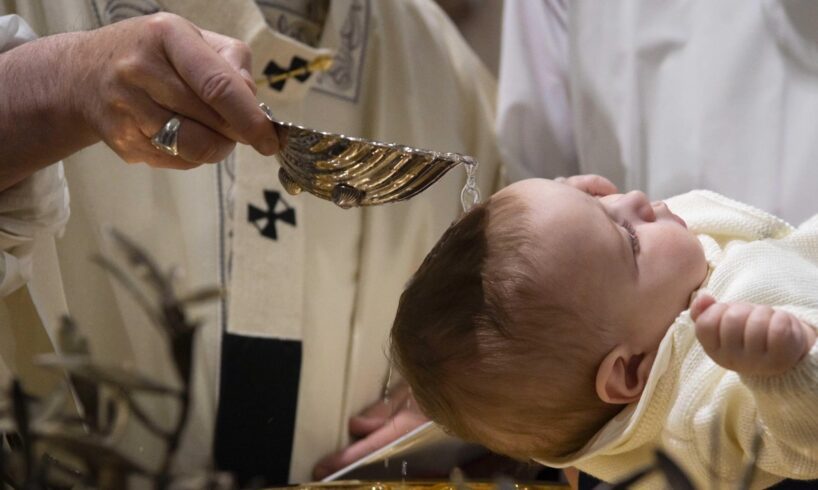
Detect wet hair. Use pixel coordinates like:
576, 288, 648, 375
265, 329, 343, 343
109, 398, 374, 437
390, 194, 622, 460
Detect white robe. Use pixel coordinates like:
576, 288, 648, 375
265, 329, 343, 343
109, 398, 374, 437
0, 1, 503, 482
497, 0, 818, 225
0, 14, 71, 394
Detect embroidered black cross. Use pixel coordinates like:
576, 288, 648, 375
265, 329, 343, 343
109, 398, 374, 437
263, 56, 312, 92
248, 190, 296, 241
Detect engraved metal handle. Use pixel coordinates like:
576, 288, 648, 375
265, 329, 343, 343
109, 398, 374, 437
260, 103, 473, 209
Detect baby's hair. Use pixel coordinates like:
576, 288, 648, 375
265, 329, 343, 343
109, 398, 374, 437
390, 193, 621, 460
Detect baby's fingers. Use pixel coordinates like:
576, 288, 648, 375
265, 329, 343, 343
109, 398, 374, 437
743, 305, 774, 358
690, 293, 716, 321
696, 302, 754, 370
718, 304, 754, 357
765, 310, 806, 374
695, 301, 729, 353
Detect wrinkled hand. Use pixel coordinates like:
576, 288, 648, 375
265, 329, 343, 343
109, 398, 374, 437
555, 174, 618, 197
70, 13, 280, 169
312, 382, 429, 480
690, 294, 817, 376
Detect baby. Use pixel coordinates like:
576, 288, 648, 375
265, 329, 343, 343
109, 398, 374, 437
390, 177, 818, 488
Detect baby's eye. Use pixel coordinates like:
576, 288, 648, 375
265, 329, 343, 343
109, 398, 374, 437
622, 220, 640, 255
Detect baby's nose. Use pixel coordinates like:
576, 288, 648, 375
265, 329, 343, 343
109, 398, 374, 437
622, 190, 655, 222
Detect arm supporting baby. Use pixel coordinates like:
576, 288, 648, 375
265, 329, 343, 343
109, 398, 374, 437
690, 294, 818, 478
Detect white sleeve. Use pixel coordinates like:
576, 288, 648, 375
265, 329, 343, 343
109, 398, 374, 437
496, 0, 578, 182
0, 15, 70, 296
0, 14, 37, 51
738, 343, 818, 479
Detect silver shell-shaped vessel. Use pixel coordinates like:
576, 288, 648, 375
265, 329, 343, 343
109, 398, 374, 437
261, 103, 469, 208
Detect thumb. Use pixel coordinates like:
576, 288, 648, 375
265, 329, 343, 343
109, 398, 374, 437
349, 415, 386, 438
200, 29, 257, 95
690, 293, 716, 321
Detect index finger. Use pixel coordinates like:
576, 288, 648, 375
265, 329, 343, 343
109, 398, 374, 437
160, 20, 278, 155
327, 411, 427, 474
201, 29, 257, 95
560, 174, 619, 197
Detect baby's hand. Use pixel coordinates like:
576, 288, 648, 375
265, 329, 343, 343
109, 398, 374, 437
690, 294, 817, 376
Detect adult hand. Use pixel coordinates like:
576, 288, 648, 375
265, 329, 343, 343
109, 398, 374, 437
0, 12, 281, 189
691, 294, 817, 376
312, 382, 429, 480
555, 174, 618, 197
73, 13, 279, 169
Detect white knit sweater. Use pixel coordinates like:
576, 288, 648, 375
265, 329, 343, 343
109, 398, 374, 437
537, 191, 818, 489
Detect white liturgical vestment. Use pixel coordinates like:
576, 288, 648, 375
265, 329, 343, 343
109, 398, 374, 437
0, 0, 503, 483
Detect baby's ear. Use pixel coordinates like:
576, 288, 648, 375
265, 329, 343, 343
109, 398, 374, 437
595, 345, 654, 404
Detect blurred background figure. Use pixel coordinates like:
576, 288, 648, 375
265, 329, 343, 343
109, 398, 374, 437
436, 0, 503, 78
497, 0, 818, 225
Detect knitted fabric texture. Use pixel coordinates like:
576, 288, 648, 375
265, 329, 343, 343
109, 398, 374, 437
536, 191, 818, 489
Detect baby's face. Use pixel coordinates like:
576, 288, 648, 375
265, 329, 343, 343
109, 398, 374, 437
494, 179, 708, 352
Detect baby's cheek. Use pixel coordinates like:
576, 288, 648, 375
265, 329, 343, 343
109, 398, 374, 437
651, 227, 704, 280
667, 227, 703, 263
683, 232, 707, 274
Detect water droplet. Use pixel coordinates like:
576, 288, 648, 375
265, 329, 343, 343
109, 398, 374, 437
460, 157, 481, 212
382, 365, 394, 404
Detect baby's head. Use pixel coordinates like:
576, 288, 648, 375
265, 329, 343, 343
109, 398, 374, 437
390, 178, 707, 461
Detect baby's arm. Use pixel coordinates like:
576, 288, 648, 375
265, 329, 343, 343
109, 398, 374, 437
690, 294, 818, 481
690, 294, 816, 375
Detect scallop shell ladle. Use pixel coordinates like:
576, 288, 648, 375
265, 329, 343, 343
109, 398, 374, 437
260, 103, 476, 209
